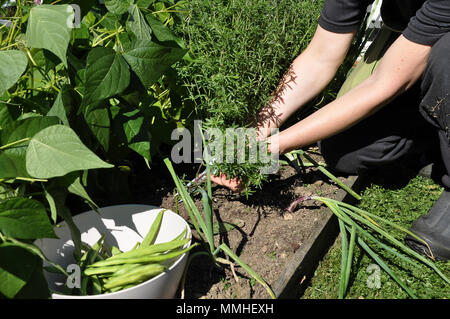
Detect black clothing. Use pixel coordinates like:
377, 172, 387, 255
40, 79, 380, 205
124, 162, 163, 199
319, 0, 450, 45
318, 0, 450, 262
319, 31, 450, 189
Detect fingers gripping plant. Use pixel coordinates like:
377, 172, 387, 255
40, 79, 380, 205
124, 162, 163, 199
164, 156, 276, 299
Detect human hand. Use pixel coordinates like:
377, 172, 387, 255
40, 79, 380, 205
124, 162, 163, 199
210, 172, 244, 193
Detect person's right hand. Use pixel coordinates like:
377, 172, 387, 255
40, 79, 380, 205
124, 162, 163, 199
210, 173, 244, 193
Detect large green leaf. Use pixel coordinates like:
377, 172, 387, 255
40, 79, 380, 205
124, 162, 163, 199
47, 87, 72, 126
0, 198, 56, 239
83, 103, 111, 151
118, 109, 151, 160
25, 125, 114, 179
0, 50, 28, 96
26, 5, 73, 67
127, 4, 152, 40
123, 39, 187, 87
105, 0, 133, 14
82, 47, 130, 107
145, 13, 180, 43
0, 117, 60, 179
4, 116, 60, 146
0, 103, 19, 130
137, 0, 156, 9
0, 243, 38, 299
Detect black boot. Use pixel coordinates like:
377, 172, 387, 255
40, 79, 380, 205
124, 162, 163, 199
405, 190, 450, 261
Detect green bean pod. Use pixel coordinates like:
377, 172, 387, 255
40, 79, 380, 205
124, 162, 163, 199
88, 243, 197, 268
173, 227, 188, 241
110, 263, 142, 278
105, 284, 135, 293
111, 246, 121, 256
89, 238, 190, 266
84, 265, 124, 276
91, 275, 102, 295
103, 264, 166, 290
141, 210, 166, 247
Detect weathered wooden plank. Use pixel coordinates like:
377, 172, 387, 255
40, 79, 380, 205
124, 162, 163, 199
272, 175, 364, 299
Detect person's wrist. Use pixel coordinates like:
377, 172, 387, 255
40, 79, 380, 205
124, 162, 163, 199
267, 134, 282, 155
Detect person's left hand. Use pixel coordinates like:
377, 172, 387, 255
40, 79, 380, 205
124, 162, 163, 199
210, 173, 244, 193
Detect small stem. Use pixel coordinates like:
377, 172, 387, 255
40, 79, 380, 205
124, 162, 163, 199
15, 177, 48, 183
0, 137, 31, 150
298, 149, 361, 201
25, 47, 38, 67
0, 42, 19, 50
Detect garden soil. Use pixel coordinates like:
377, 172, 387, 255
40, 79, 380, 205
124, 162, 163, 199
133, 147, 355, 299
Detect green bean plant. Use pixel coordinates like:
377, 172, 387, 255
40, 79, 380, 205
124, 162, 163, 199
0, 0, 190, 298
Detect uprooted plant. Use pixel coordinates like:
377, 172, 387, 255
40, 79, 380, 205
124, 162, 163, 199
288, 196, 450, 299
164, 154, 276, 299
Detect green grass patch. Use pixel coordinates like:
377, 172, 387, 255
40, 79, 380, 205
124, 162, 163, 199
302, 175, 450, 299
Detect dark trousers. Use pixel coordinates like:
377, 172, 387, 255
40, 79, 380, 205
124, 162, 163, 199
319, 32, 450, 189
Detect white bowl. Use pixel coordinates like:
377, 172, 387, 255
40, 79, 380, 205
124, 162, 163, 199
34, 205, 191, 299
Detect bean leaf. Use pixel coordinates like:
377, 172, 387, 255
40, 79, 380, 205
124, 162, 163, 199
0, 117, 60, 179
0, 198, 56, 239
127, 4, 152, 40
105, 0, 133, 15
123, 39, 187, 87
0, 243, 39, 299
118, 109, 151, 160
0, 50, 28, 96
26, 125, 114, 179
82, 47, 130, 107
26, 5, 73, 66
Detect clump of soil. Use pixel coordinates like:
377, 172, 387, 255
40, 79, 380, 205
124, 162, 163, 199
135, 148, 354, 299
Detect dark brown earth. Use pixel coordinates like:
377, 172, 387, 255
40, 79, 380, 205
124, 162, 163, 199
133, 146, 354, 299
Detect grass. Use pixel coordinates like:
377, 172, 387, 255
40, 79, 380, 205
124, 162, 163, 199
302, 174, 450, 299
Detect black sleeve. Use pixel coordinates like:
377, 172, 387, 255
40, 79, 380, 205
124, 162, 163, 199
403, 0, 450, 46
318, 0, 373, 33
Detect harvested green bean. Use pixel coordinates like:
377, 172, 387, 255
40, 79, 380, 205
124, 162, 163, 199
173, 227, 188, 241
84, 265, 124, 276
91, 238, 190, 265
89, 244, 197, 268
73, 213, 194, 295
106, 284, 134, 293
110, 263, 142, 278
141, 210, 165, 247
111, 246, 121, 256
91, 275, 102, 295
103, 264, 166, 290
